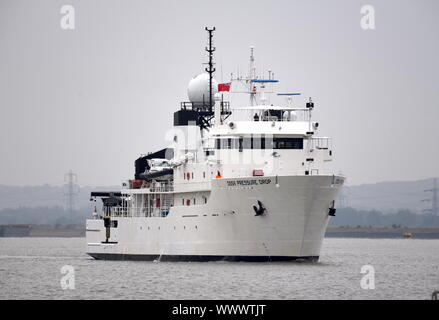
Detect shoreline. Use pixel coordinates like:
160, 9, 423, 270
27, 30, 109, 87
1, 224, 439, 239
325, 226, 439, 239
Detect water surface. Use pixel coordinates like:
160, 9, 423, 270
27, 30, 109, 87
0, 237, 437, 299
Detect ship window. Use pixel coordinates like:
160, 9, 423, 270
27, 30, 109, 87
182, 199, 184, 205
242, 137, 253, 149
237, 138, 243, 151
194, 198, 196, 205
253, 136, 265, 149
186, 199, 190, 206
272, 138, 303, 149
203, 172, 206, 178
216, 138, 238, 149
227, 138, 232, 149
191, 172, 194, 179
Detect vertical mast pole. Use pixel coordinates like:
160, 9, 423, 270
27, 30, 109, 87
205, 27, 216, 112
249, 46, 255, 106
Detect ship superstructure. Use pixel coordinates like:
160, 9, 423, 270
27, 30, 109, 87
86, 28, 345, 261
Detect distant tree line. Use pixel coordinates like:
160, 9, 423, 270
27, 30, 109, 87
1, 206, 439, 227
330, 207, 439, 227
0, 206, 91, 225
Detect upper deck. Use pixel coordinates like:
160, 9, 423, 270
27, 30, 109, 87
211, 105, 316, 137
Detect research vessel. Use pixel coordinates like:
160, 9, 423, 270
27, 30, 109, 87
86, 28, 345, 261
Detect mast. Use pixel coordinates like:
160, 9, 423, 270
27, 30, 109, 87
230, 46, 278, 107
249, 46, 256, 106
205, 27, 216, 111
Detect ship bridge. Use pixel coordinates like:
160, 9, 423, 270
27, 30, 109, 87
212, 106, 316, 137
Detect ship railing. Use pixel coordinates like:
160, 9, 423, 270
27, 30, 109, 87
130, 206, 171, 218
180, 101, 231, 114
308, 137, 332, 150
102, 206, 172, 218
149, 182, 174, 193
102, 206, 129, 218
230, 107, 312, 123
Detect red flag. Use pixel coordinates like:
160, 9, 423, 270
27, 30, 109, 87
218, 82, 231, 92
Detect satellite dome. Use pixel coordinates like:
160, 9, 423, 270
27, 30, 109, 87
187, 73, 218, 105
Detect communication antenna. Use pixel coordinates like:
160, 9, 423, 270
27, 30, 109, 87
277, 93, 302, 107
422, 178, 438, 215
231, 46, 278, 106
64, 170, 79, 215
205, 27, 216, 111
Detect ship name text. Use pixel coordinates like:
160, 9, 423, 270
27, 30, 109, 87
226, 179, 272, 187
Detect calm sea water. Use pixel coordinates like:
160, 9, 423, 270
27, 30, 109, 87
0, 237, 438, 300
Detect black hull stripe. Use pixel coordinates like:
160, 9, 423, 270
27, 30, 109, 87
87, 253, 319, 262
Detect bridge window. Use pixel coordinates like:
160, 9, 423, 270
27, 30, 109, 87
273, 138, 303, 149
253, 136, 265, 149
237, 138, 243, 151
242, 137, 253, 149
216, 139, 230, 149
214, 137, 302, 149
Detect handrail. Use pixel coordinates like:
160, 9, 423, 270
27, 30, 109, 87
98, 206, 172, 218
230, 107, 311, 122
309, 137, 332, 150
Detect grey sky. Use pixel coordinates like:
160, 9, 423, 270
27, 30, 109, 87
0, 0, 438, 187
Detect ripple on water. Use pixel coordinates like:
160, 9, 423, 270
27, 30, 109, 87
0, 237, 438, 299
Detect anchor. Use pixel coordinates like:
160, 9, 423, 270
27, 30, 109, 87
253, 200, 267, 216
328, 200, 336, 216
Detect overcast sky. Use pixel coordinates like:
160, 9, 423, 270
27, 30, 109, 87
0, 0, 438, 187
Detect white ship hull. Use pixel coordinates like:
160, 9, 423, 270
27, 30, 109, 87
86, 175, 344, 261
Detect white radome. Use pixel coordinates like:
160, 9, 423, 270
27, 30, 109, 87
188, 73, 218, 104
